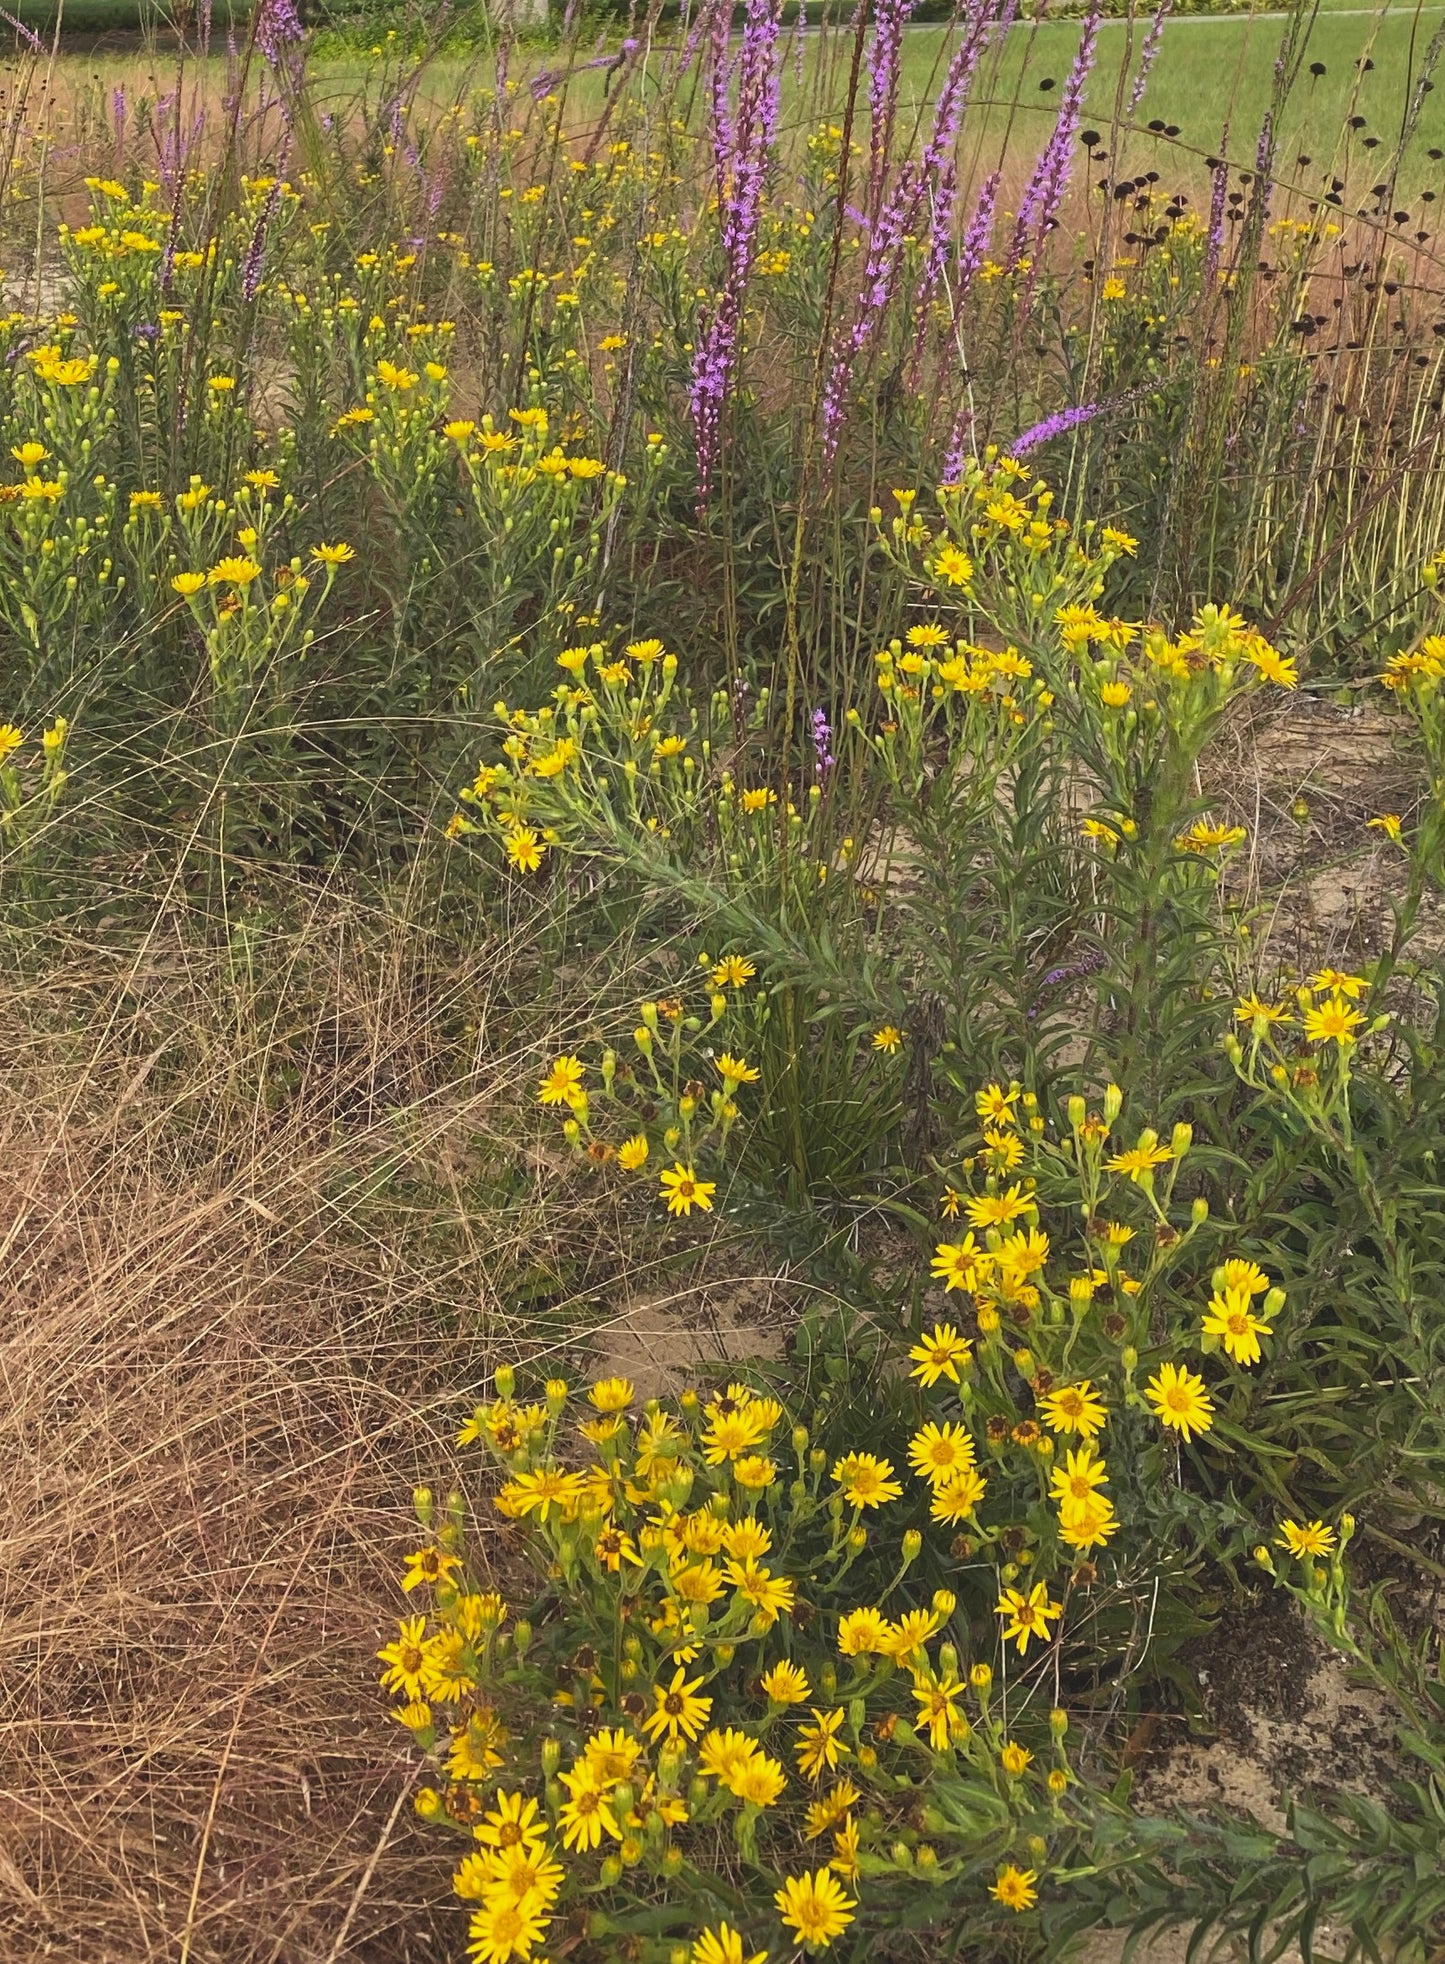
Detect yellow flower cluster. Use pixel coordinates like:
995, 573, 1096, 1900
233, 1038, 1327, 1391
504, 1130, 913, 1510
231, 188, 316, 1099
396, 1359, 1089, 1955
528, 955, 759, 1214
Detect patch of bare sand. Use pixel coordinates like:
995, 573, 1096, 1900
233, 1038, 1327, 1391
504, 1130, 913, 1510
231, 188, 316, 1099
586, 1276, 788, 1398
1211, 694, 1441, 968
1079, 1598, 1395, 1963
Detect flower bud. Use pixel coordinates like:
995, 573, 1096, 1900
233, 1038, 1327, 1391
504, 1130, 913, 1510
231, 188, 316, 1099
848, 1526, 867, 1552
932, 1588, 956, 1618
792, 1425, 809, 1456
413, 1486, 434, 1527
1121, 1345, 1137, 1371
494, 1364, 516, 1400
1049, 1707, 1068, 1738
541, 1736, 561, 1775
513, 1619, 532, 1655
1170, 1122, 1193, 1159
901, 1529, 922, 1564
1191, 1195, 1209, 1225
1102, 1082, 1123, 1124
413, 1786, 442, 1819
546, 1378, 568, 1413
1068, 1095, 1087, 1133
891, 1842, 913, 1868
599, 1855, 623, 1887
969, 1662, 992, 1691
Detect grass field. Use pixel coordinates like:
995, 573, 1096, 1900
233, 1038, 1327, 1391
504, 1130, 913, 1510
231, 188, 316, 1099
32, 1, 1445, 197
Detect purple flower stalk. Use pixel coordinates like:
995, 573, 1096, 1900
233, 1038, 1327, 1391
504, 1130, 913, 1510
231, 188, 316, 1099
255, 0, 303, 70
1203, 153, 1228, 289
1010, 399, 1103, 457
866, 0, 918, 221
1126, 0, 1171, 121
0, 9, 43, 51
112, 85, 127, 145
810, 706, 834, 782
690, 0, 785, 505
942, 406, 973, 484
241, 171, 285, 303
1008, 5, 1099, 274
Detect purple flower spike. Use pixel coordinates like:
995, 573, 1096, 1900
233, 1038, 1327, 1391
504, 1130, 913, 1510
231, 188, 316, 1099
1008, 6, 1100, 276
1011, 400, 1103, 457
810, 706, 834, 782
690, 0, 785, 507
1126, 0, 1171, 121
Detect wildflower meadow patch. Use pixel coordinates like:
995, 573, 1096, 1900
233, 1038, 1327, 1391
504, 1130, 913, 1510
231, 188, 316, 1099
1, 0, 1444, 1959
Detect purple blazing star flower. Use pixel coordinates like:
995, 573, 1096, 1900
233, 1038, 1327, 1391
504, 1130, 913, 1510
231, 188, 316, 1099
866, 0, 918, 220
690, 0, 785, 505
1126, 0, 1171, 121
1203, 151, 1228, 288
0, 9, 42, 51
942, 406, 974, 484
810, 706, 834, 782
1009, 5, 1099, 273
241, 171, 285, 302
255, 0, 303, 69
1011, 400, 1103, 457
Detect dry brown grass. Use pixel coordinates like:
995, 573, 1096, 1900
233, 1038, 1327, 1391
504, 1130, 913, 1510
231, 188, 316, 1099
0, 881, 596, 1964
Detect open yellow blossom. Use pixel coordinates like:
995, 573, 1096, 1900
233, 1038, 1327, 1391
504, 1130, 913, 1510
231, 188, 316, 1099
1106, 1133, 1173, 1181
376, 1615, 428, 1698
907, 1421, 976, 1486
475, 1789, 547, 1852
796, 1706, 849, 1780
1039, 1379, 1107, 1438
208, 554, 261, 587
995, 1580, 1063, 1654
990, 1864, 1039, 1912
930, 1236, 992, 1293
913, 1673, 968, 1750
466, 1896, 551, 1964
871, 1024, 904, 1053
1202, 1285, 1273, 1366
830, 1451, 902, 1508
929, 1465, 988, 1523
505, 827, 546, 874
836, 1606, 889, 1655
1302, 994, 1364, 1046
774, 1867, 856, 1949
965, 1183, 1031, 1228
1277, 1519, 1337, 1558
716, 1052, 759, 1085
908, 1320, 974, 1384
761, 1659, 810, 1704
643, 1665, 712, 1743
557, 1766, 621, 1851
660, 1162, 716, 1216
538, 1055, 585, 1106
1145, 1361, 1215, 1442
692, 1924, 768, 1964
1048, 1443, 1108, 1510
711, 955, 756, 988
400, 1544, 462, 1592
976, 1083, 1021, 1126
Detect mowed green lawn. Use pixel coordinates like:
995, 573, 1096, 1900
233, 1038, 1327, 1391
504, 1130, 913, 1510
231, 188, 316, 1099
877, 7, 1445, 196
